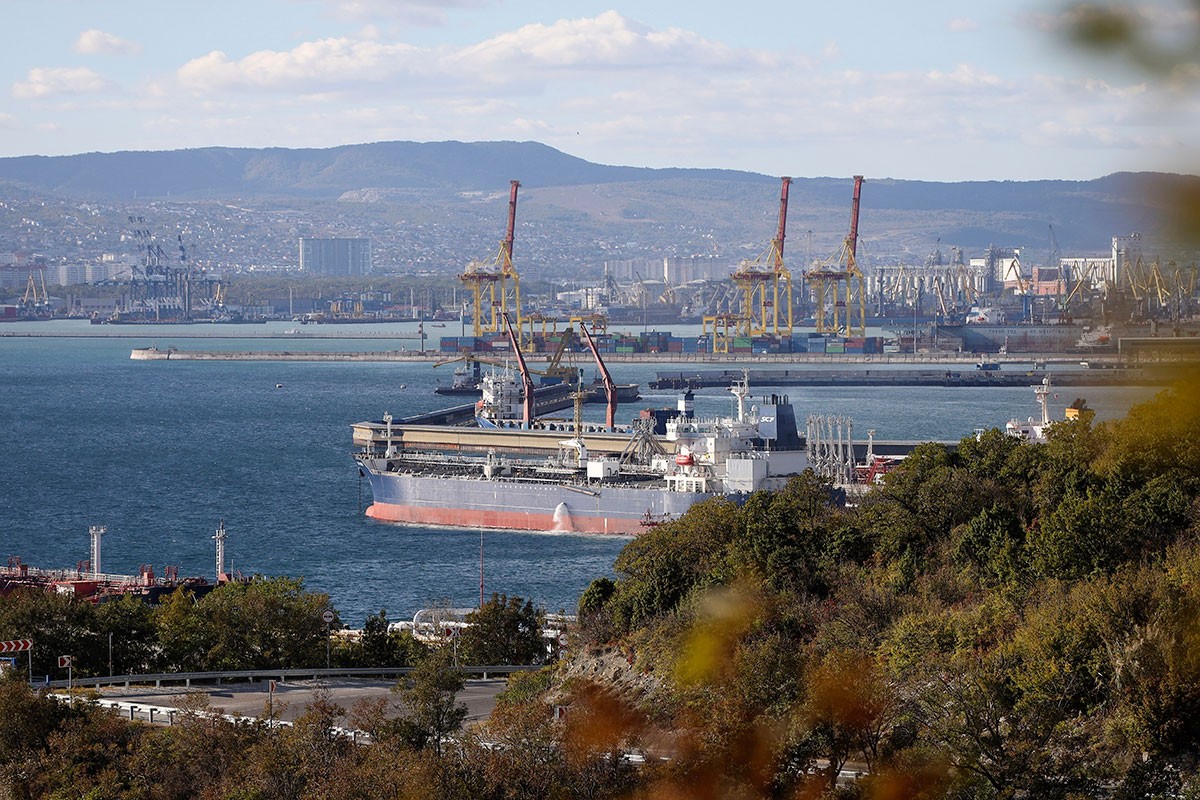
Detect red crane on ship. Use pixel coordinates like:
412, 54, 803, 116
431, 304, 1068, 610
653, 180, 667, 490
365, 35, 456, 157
578, 323, 617, 431
502, 313, 536, 428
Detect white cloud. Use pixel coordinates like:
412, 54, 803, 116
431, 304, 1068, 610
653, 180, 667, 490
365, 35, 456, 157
12, 67, 113, 99
177, 40, 427, 92
176, 10, 782, 98
948, 18, 978, 33
298, 0, 491, 25
74, 29, 142, 56
456, 11, 746, 70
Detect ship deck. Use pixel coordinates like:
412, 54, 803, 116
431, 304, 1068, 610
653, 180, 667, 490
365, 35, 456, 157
352, 421, 645, 457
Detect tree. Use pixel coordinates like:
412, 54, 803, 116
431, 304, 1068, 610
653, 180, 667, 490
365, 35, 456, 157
197, 577, 330, 670
396, 649, 468, 757
95, 595, 157, 676
578, 577, 616, 618
607, 497, 742, 632
801, 648, 906, 789
0, 589, 102, 677
728, 472, 835, 595
459, 593, 544, 666
356, 608, 425, 667
150, 587, 213, 673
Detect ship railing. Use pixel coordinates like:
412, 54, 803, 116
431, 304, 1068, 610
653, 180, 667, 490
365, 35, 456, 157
1, 566, 141, 584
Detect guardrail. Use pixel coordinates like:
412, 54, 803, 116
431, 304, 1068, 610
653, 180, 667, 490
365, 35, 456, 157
49, 694, 373, 742
41, 664, 541, 690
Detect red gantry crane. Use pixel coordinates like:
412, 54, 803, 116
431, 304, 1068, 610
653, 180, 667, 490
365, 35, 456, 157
725, 176, 794, 340
461, 181, 523, 343
808, 175, 867, 336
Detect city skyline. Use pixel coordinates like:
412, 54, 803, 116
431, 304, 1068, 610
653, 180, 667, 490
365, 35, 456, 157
3, 1, 1199, 182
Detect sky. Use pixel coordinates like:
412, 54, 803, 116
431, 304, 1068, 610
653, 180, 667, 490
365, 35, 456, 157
2, 0, 1199, 181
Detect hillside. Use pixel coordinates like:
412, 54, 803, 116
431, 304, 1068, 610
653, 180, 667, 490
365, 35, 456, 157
0, 141, 1194, 272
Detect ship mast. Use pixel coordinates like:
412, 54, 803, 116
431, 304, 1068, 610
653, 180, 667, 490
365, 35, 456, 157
89, 525, 105, 577
213, 520, 228, 583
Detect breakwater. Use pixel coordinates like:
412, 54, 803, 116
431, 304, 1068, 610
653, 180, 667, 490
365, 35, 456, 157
649, 367, 1162, 388
128, 346, 1136, 367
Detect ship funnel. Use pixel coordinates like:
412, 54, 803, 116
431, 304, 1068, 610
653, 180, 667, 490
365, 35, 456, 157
552, 502, 574, 533
678, 390, 694, 418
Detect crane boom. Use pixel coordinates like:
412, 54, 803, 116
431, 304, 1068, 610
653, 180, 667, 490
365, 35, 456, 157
578, 323, 617, 431
502, 180, 519, 270
773, 176, 791, 269
847, 175, 863, 263
503, 313, 535, 428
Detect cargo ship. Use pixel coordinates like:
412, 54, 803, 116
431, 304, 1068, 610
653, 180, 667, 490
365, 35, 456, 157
355, 315, 817, 533
354, 377, 809, 534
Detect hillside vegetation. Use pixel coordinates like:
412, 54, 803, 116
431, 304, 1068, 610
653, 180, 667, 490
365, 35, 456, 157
567, 366, 1200, 798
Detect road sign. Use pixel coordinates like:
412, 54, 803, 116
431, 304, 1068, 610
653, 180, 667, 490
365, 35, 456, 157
269, 679, 277, 693
0, 639, 32, 653
321, 609, 335, 624
58, 655, 72, 668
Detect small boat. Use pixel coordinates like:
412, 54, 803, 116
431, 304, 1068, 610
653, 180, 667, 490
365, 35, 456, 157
975, 361, 1000, 371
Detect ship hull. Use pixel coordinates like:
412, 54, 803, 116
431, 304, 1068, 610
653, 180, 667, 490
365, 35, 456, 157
359, 468, 715, 535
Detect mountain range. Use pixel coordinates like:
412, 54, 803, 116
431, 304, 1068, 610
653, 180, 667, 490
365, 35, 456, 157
0, 140, 1193, 271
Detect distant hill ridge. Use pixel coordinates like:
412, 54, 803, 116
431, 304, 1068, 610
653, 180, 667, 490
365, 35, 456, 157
0, 140, 1193, 254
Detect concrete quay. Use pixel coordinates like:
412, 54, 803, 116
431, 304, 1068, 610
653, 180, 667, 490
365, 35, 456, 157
129, 345, 1131, 367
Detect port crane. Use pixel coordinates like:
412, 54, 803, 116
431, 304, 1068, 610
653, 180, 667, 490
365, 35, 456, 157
461, 181, 523, 343
18, 269, 51, 318
808, 175, 867, 336
725, 176, 794, 338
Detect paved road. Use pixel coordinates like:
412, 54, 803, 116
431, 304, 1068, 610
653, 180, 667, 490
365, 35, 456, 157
97, 676, 507, 727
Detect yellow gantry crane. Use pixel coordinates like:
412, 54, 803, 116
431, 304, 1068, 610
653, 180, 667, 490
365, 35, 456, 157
726, 176, 794, 338
808, 175, 867, 336
460, 180, 523, 342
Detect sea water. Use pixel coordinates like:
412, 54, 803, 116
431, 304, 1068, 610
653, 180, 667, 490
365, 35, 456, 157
0, 320, 1154, 624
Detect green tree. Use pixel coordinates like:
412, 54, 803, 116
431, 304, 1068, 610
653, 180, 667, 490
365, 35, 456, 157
0, 589, 102, 677
578, 576, 616, 617
728, 472, 834, 595
606, 497, 742, 632
195, 576, 331, 670
396, 649, 468, 757
459, 593, 545, 666
150, 587, 213, 672
355, 608, 425, 667
95, 595, 157, 676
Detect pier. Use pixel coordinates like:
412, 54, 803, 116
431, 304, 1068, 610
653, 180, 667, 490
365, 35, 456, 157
649, 366, 1163, 389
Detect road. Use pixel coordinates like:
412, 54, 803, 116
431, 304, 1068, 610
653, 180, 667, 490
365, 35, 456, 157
95, 676, 507, 727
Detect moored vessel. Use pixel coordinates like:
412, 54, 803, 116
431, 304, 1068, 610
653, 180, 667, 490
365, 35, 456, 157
355, 378, 808, 534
